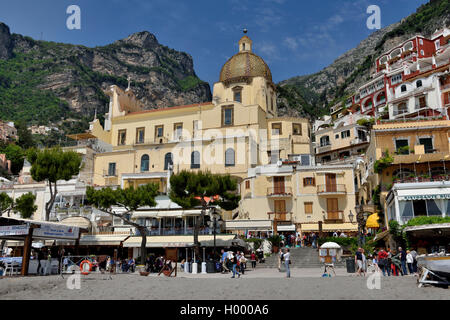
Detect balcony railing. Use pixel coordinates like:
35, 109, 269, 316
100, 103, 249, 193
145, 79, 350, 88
267, 212, 292, 222
324, 211, 344, 223
267, 187, 293, 197
317, 184, 347, 194
393, 174, 450, 184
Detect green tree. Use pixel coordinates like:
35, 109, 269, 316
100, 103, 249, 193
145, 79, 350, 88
0, 143, 25, 175
169, 171, 240, 257
27, 147, 82, 221
15, 121, 35, 149
86, 184, 159, 265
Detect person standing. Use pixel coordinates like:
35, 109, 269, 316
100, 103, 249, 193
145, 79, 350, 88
44, 250, 52, 276
406, 250, 414, 275
37, 249, 44, 275
220, 249, 229, 273
278, 249, 283, 271
377, 248, 389, 276
250, 252, 256, 269
284, 248, 291, 278
399, 247, 407, 276
410, 248, 418, 274
311, 233, 317, 248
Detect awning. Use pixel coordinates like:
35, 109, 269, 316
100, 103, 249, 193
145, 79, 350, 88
396, 186, 450, 201
60, 216, 92, 229
78, 234, 130, 246
224, 220, 272, 231
132, 209, 202, 219
366, 213, 380, 228
122, 234, 237, 248
300, 223, 358, 232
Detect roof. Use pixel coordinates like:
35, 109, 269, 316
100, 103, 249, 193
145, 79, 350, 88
301, 223, 358, 232
373, 120, 450, 131
122, 234, 238, 248
220, 51, 272, 84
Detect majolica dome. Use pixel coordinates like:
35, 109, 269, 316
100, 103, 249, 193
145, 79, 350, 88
219, 35, 272, 84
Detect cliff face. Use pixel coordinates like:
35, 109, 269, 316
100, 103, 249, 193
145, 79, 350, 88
0, 25, 211, 127
0, 23, 13, 59
278, 0, 450, 119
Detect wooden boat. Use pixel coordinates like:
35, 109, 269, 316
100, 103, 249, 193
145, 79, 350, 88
417, 254, 450, 278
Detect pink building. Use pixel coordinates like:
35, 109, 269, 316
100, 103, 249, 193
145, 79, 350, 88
0, 154, 12, 174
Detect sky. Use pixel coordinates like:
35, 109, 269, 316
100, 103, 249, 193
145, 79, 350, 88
0, 0, 429, 87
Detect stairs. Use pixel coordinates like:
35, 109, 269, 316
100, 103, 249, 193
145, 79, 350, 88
257, 247, 345, 269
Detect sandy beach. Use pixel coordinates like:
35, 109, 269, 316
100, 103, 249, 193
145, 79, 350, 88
0, 268, 448, 300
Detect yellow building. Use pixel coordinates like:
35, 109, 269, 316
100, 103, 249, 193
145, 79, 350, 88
88, 34, 311, 192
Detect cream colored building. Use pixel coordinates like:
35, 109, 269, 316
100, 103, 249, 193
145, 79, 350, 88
88, 35, 311, 192
237, 163, 358, 235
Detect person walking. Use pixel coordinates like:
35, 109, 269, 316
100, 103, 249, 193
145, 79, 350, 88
230, 252, 240, 278
377, 248, 390, 276
250, 252, 256, 269
220, 249, 229, 273
410, 248, 418, 274
406, 250, 414, 275
355, 248, 366, 277
239, 254, 247, 275
284, 248, 291, 278
311, 233, 317, 248
37, 249, 44, 275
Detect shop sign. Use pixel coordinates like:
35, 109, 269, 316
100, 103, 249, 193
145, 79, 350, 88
33, 224, 79, 239
0, 225, 29, 237
401, 194, 450, 201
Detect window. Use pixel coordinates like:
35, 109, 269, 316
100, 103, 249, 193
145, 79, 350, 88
395, 139, 409, 154
390, 48, 401, 58
379, 56, 388, 65
396, 102, 408, 115
222, 106, 234, 126
419, 138, 433, 154
335, 134, 339, 139
191, 151, 200, 169
164, 153, 173, 170
415, 96, 426, 109
271, 123, 282, 135
300, 155, 310, 166
341, 130, 351, 139
401, 85, 407, 93
233, 87, 242, 103
140, 155, 150, 172
174, 123, 183, 140
118, 130, 126, 145
404, 42, 413, 51
435, 40, 441, 50
108, 163, 116, 176
304, 202, 313, 215
391, 74, 402, 85
225, 148, 235, 167
293, 123, 302, 135
416, 80, 423, 88
419, 39, 423, 45
136, 128, 145, 144
245, 180, 250, 189
303, 177, 315, 187
155, 125, 164, 138
320, 136, 330, 147
420, 50, 424, 56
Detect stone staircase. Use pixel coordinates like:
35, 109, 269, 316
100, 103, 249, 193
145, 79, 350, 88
257, 247, 345, 269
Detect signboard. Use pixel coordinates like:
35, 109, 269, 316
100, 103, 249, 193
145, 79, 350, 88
0, 225, 29, 237
401, 194, 450, 201
33, 224, 79, 240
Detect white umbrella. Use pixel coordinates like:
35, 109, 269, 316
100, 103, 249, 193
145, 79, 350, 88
32, 242, 45, 249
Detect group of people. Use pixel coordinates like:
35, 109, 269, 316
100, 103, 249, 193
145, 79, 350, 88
219, 249, 249, 278
355, 246, 419, 277
278, 232, 319, 249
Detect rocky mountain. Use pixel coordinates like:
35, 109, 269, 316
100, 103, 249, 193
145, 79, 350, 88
278, 0, 450, 119
0, 23, 211, 129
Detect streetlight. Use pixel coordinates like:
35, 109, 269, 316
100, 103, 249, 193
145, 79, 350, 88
348, 206, 369, 246
207, 208, 223, 261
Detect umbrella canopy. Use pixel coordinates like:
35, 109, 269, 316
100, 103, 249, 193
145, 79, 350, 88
366, 213, 380, 228
320, 242, 341, 249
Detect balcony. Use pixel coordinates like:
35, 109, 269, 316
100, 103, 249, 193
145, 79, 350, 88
357, 204, 377, 214
317, 184, 347, 195
267, 212, 292, 222
324, 211, 344, 223
267, 187, 293, 197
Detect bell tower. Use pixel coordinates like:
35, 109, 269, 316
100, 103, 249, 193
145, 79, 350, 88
238, 29, 252, 52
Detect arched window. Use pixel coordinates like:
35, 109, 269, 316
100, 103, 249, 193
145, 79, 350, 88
401, 85, 407, 92
191, 151, 200, 169
140, 154, 149, 172
416, 80, 422, 88
225, 148, 235, 167
164, 153, 173, 171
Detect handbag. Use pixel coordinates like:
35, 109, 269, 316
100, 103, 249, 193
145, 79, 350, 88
289, 260, 291, 265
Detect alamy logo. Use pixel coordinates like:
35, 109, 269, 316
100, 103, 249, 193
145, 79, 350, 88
66, 272, 81, 290
366, 5, 381, 30
66, 5, 81, 30
366, 271, 381, 290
